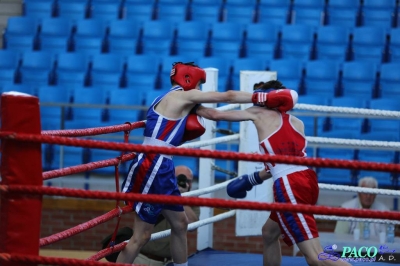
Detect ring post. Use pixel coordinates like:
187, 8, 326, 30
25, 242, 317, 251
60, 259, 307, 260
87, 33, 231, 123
0, 92, 43, 265
197, 68, 218, 250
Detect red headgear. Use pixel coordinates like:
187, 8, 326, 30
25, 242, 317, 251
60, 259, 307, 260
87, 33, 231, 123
170, 62, 206, 91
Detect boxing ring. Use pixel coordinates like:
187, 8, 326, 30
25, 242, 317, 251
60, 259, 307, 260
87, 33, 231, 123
1, 70, 400, 266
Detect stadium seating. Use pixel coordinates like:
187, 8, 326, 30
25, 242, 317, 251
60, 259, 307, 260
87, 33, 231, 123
295, 95, 330, 136
3, 16, 39, 52
361, 0, 397, 29
141, 20, 175, 55
303, 60, 341, 98
72, 19, 107, 57
107, 19, 141, 57
23, 0, 55, 19
20, 51, 55, 87
379, 62, 400, 98
341, 61, 379, 99
189, 1, 222, 23
279, 24, 316, 60
291, 0, 326, 27
315, 25, 351, 61
222, 5, 256, 24
268, 59, 304, 93
350, 26, 389, 64
125, 54, 160, 91
124, 2, 155, 22
155, 3, 189, 23
197, 56, 233, 91
244, 23, 280, 60
57, 1, 88, 21
257, 0, 291, 25
209, 22, 245, 58
325, 0, 361, 28
89, 1, 121, 22
231, 58, 268, 90
38, 17, 73, 53
357, 150, 397, 186
0, 50, 21, 88
54, 52, 90, 90
388, 28, 400, 62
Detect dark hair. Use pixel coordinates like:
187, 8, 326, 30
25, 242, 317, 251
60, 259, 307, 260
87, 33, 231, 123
253, 80, 285, 91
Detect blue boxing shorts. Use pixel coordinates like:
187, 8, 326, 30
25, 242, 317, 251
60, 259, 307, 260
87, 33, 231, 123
121, 152, 184, 224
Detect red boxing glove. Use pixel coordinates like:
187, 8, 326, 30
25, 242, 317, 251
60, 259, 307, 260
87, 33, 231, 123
266, 89, 298, 112
182, 113, 206, 142
252, 89, 298, 112
251, 92, 268, 106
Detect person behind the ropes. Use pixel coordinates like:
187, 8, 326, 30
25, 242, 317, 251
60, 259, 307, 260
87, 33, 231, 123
195, 80, 351, 266
116, 62, 270, 265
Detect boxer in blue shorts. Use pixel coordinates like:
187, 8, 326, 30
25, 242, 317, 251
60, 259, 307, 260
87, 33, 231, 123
116, 62, 268, 265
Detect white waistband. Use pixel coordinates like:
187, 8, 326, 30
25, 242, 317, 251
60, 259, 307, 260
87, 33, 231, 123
143, 137, 174, 160
269, 164, 308, 182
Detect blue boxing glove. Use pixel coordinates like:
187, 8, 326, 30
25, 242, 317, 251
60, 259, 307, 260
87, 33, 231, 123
227, 171, 264, 199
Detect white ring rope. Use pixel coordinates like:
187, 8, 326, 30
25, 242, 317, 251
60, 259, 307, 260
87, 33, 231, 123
294, 103, 400, 118
307, 136, 400, 150
319, 183, 400, 196
315, 215, 400, 225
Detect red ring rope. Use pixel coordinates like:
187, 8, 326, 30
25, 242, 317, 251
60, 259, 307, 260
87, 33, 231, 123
1, 185, 399, 220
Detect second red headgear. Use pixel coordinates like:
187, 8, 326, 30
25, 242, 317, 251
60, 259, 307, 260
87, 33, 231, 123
170, 62, 206, 91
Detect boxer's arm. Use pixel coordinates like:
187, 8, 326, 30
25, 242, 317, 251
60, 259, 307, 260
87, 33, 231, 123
183, 89, 253, 104
196, 105, 256, 122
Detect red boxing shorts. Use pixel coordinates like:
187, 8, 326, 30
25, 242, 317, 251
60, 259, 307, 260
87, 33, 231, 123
270, 169, 319, 246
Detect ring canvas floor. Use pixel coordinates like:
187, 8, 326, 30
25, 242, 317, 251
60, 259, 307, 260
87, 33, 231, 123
187, 249, 399, 266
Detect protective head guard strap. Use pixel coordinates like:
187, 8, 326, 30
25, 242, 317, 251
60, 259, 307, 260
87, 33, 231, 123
170, 62, 206, 91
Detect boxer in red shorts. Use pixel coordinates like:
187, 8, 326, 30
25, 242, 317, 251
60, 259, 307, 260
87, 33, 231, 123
196, 80, 350, 266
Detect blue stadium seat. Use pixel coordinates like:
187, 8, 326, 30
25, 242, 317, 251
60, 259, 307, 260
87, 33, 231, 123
303, 60, 341, 97
175, 40, 208, 58
357, 150, 397, 187
209, 22, 245, 58
108, 89, 141, 124
141, 21, 175, 55
361, 0, 397, 29
3, 17, 39, 52
175, 21, 211, 57
360, 131, 400, 142
66, 86, 107, 129
222, 5, 256, 24
351, 26, 388, 64
291, 0, 326, 27
107, 20, 141, 57
38, 17, 73, 53
315, 25, 351, 61
231, 58, 268, 90
89, 2, 121, 21
244, 23, 279, 60
54, 52, 90, 90
89, 54, 125, 97
367, 98, 400, 141
317, 147, 356, 185
279, 24, 316, 60
224, 0, 257, 7
72, 19, 107, 57
341, 61, 378, 99
23, 0, 55, 19
61, 146, 84, 168
379, 63, 400, 98
57, 1, 88, 21
198, 56, 232, 91
295, 95, 329, 136
325, 0, 361, 28
369, 98, 400, 111
155, 3, 189, 23
326, 97, 368, 136
388, 28, 400, 62
0, 50, 21, 88
38, 85, 70, 130
125, 54, 160, 91
124, 2, 155, 22
257, 6, 290, 25
189, 3, 222, 23
20, 51, 55, 87
268, 59, 304, 93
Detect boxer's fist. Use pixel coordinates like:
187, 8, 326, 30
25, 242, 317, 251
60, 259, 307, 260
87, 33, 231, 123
182, 113, 206, 142
266, 89, 298, 112
252, 89, 298, 112
227, 172, 263, 199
